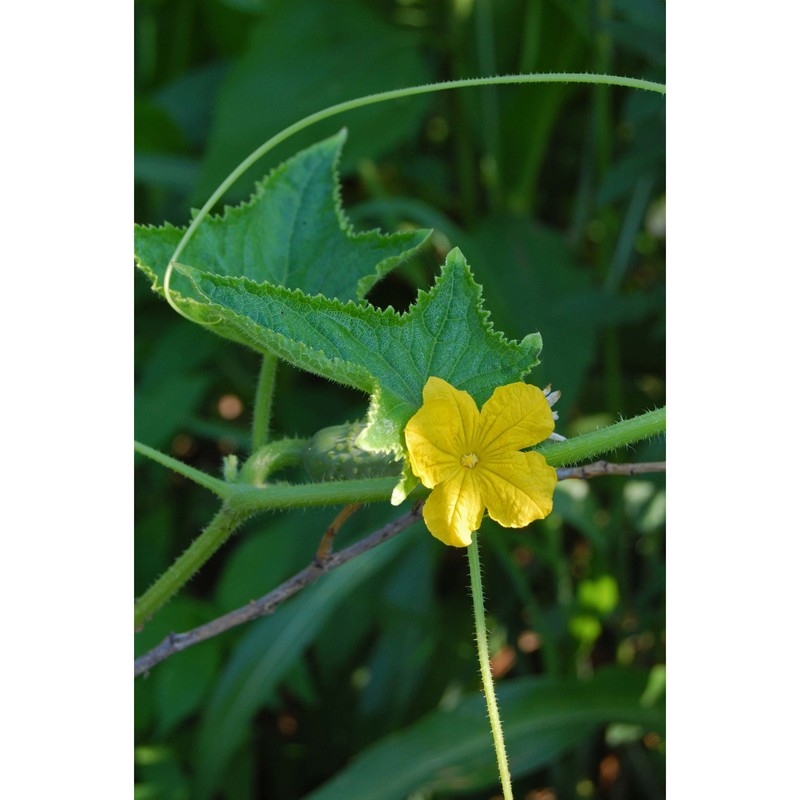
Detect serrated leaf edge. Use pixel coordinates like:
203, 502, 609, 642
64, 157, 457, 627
178, 263, 382, 394
134, 130, 431, 301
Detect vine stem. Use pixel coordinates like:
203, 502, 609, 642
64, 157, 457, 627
135, 503, 423, 675
162, 72, 665, 318
134, 405, 664, 502
135, 450, 665, 669
535, 407, 665, 467
251, 354, 278, 452
134, 407, 664, 626
135, 504, 244, 630
468, 536, 514, 799
134, 440, 229, 497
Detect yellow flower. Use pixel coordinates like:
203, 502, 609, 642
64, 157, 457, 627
404, 376, 558, 547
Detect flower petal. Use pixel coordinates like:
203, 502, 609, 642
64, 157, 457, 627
405, 376, 481, 488
422, 469, 484, 547
477, 450, 557, 528
475, 382, 555, 456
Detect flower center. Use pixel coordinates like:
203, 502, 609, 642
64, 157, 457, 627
460, 452, 480, 469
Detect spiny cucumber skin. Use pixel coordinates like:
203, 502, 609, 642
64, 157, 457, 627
303, 422, 402, 481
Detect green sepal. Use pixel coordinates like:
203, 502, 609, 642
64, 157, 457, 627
391, 461, 420, 506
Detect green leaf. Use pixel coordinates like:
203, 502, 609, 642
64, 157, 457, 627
134, 131, 431, 347
178, 248, 543, 485
304, 668, 664, 800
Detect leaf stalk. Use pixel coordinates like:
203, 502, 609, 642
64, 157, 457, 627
251, 355, 279, 452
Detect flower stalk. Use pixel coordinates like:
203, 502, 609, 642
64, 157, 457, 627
468, 536, 514, 799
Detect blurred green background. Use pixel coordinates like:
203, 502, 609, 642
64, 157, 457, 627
134, 1, 665, 798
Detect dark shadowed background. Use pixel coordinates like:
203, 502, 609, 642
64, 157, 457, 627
135, 1, 665, 797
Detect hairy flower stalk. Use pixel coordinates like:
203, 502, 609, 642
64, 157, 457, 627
404, 376, 562, 798
468, 536, 514, 799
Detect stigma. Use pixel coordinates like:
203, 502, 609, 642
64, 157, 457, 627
460, 452, 479, 469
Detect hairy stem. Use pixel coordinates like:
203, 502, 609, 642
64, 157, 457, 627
133, 477, 400, 627
227, 477, 400, 514
134, 440, 230, 498
468, 536, 513, 799
251, 355, 278, 451
135, 504, 422, 675
535, 407, 665, 467
134, 408, 665, 625
135, 504, 245, 629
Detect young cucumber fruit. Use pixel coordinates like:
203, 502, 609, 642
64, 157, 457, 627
303, 421, 402, 481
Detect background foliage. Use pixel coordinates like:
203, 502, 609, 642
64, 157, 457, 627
134, 1, 665, 798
